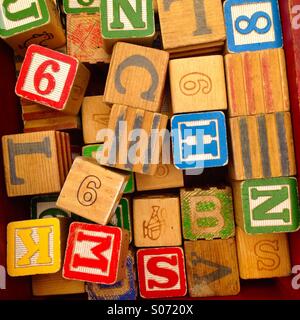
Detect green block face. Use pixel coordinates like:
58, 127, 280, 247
101, 0, 155, 39
242, 177, 300, 234
31, 195, 71, 219
63, 0, 100, 14
0, 0, 49, 38
82, 144, 135, 194
181, 187, 235, 240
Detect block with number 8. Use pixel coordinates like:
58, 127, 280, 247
15, 44, 90, 115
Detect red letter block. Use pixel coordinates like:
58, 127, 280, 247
137, 247, 187, 298
63, 222, 129, 284
15, 44, 90, 115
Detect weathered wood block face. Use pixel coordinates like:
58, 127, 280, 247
104, 42, 169, 112
229, 112, 296, 180
63, 0, 100, 13
56, 157, 129, 225
225, 49, 289, 117
236, 227, 291, 279
184, 239, 240, 297
180, 187, 235, 240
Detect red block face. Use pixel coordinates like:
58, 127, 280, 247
63, 222, 122, 284
15, 45, 77, 110
137, 247, 187, 299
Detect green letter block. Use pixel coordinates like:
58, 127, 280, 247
63, 0, 100, 14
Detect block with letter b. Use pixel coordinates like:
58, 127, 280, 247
63, 0, 100, 13
15, 44, 90, 115
224, 0, 283, 53
63, 222, 130, 284
233, 177, 300, 234
137, 247, 187, 298
0, 0, 66, 55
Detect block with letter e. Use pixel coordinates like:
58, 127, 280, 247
137, 247, 187, 298
63, 222, 129, 284
63, 0, 100, 14
15, 44, 90, 115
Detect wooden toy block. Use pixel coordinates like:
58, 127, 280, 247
101, 104, 168, 175
135, 163, 184, 191
229, 112, 296, 180
63, 0, 100, 13
104, 42, 169, 112
15, 44, 90, 115
24, 116, 81, 132
21, 101, 62, 121
236, 226, 291, 279
232, 177, 300, 234
169, 55, 227, 114
82, 96, 111, 144
56, 156, 130, 225
82, 144, 135, 194
7, 218, 62, 276
0, 0, 66, 56
171, 111, 228, 170
133, 195, 182, 247
225, 49, 290, 117
157, 0, 226, 56
2, 131, 71, 197
66, 13, 111, 64
85, 250, 137, 300
137, 247, 187, 298
224, 0, 283, 53
180, 187, 235, 240
63, 222, 130, 284
184, 239, 240, 297
100, 0, 155, 52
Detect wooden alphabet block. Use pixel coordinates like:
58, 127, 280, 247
15, 44, 90, 115
232, 177, 300, 234
133, 195, 182, 247
225, 49, 290, 117
100, 0, 155, 52
104, 42, 169, 112
85, 250, 137, 300
0, 0, 66, 56
66, 13, 111, 64
171, 111, 228, 170
157, 0, 226, 56
21, 100, 62, 121
7, 218, 62, 276
169, 55, 227, 113
24, 116, 81, 132
180, 187, 235, 240
184, 239, 240, 297
137, 247, 187, 298
229, 112, 296, 180
101, 104, 168, 175
224, 0, 283, 53
2, 131, 71, 196
63, 222, 129, 284
82, 96, 111, 144
63, 0, 100, 13
56, 156, 129, 224
236, 226, 291, 279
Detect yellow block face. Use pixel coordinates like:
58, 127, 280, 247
7, 218, 61, 276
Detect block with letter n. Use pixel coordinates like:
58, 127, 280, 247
63, 0, 100, 13
224, 0, 283, 53
233, 177, 300, 234
0, 0, 66, 55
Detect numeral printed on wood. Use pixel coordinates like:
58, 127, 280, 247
63, 0, 100, 13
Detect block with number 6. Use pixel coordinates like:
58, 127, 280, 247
15, 45, 90, 115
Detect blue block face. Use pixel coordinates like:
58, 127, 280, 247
224, 0, 283, 53
171, 111, 228, 170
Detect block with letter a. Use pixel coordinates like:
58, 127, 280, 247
15, 44, 90, 115
137, 247, 187, 298
63, 0, 100, 14
63, 222, 130, 284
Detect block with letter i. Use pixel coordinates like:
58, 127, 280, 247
63, 0, 100, 14
63, 222, 130, 284
2, 131, 71, 197
15, 44, 90, 115
184, 239, 240, 297
137, 247, 187, 298
232, 177, 300, 234
224, 0, 283, 53
236, 227, 291, 279
0, 0, 66, 56
56, 157, 130, 225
